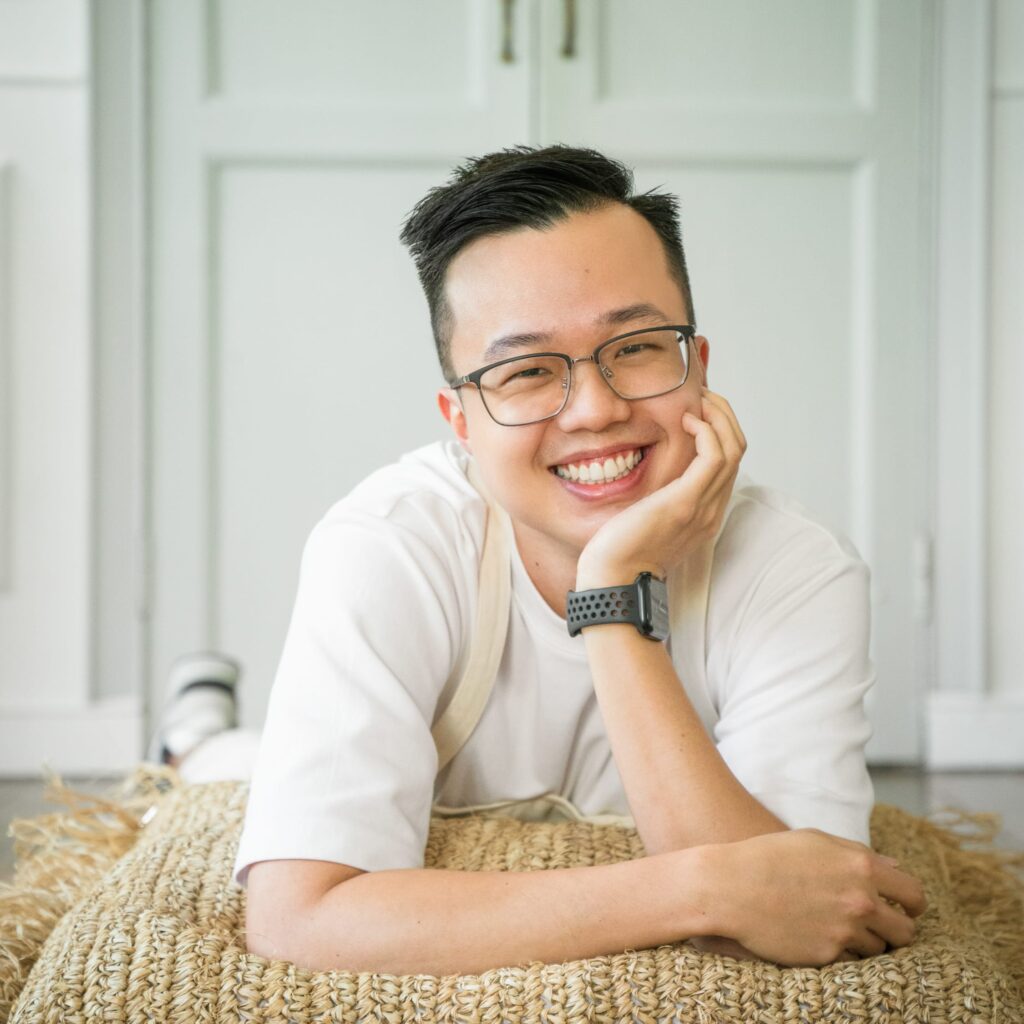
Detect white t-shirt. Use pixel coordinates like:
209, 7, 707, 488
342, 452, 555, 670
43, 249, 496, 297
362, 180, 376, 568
233, 440, 875, 887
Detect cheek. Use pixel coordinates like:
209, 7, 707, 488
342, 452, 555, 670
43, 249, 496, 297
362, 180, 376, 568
653, 395, 701, 471
651, 391, 699, 439
473, 429, 548, 492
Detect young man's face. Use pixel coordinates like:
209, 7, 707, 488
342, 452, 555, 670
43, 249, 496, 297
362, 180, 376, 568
437, 202, 710, 569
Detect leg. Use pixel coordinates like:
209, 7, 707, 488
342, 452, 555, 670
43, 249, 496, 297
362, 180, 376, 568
174, 726, 262, 783
148, 650, 245, 776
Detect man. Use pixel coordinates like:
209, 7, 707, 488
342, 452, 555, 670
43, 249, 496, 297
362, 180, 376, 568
171, 146, 926, 974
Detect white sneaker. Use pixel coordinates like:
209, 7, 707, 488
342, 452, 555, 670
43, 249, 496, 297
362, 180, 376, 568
146, 652, 240, 765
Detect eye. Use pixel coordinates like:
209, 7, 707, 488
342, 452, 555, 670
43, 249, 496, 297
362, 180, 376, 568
482, 356, 564, 391
616, 342, 652, 356
509, 366, 549, 379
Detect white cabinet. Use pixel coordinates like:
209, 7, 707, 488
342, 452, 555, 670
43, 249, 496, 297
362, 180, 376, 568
1, 0, 933, 771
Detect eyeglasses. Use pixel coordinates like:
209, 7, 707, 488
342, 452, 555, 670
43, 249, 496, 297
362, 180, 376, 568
451, 325, 696, 426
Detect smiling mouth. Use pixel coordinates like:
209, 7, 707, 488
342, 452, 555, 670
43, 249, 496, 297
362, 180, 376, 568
552, 447, 647, 485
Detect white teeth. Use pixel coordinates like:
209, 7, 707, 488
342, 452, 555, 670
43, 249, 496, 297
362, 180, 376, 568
554, 448, 645, 484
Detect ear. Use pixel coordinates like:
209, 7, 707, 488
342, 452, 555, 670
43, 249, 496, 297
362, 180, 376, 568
437, 387, 472, 453
694, 334, 710, 386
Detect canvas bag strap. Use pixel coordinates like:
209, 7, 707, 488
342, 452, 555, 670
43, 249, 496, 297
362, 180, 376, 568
432, 791, 635, 827
431, 459, 513, 774
665, 515, 731, 733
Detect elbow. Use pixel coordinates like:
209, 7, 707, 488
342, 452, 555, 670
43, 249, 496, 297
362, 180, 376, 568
243, 858, 366, 967
245, 893, 351, 971
244, 898, 305, 962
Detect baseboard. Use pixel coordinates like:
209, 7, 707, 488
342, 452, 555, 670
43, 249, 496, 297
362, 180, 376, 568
2, 692, 1018, 773
0, 696, 144, 776
926, 693, 1024, 769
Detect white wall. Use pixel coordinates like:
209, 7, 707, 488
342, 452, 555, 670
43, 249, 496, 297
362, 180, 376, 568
0, 0, 142, 774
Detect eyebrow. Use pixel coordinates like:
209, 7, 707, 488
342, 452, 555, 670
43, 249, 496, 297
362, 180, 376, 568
480, 303, 673, 362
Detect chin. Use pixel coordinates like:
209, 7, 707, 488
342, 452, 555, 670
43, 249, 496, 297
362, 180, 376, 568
570, 515, 616, 552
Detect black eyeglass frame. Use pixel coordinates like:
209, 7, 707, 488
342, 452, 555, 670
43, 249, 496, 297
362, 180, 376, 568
450, 324, 697, 426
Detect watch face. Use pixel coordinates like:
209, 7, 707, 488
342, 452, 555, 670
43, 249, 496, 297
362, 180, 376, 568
639, 573, 670, 641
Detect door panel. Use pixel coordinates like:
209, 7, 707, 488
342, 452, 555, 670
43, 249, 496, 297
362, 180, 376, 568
539, 0, 930, 760
631, 162, 857, 535
210, 0, 481, 103
215, 164, 453, 701
149, 0, 532, 727
595, 0, 864, 108
149, 0, 930, 762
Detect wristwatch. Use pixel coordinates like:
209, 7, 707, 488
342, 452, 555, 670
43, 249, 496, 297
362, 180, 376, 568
566, 571, 670, 641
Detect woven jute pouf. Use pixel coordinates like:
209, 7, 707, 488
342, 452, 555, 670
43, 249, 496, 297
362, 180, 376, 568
2, 765, 1023, 1023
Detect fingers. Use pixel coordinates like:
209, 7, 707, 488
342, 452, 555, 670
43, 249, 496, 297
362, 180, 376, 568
686, 389, 744, 499
842, 927, 888, 959
701, 387, 748, 455
867, 898, 918, 949
660, 387, 746, 543
700, 395, 739, 482
832, 838, 928, 921
680, 390, 740, 498
690, 935, 763, 961
877, 863, 929, 918
680, 411, 728, 504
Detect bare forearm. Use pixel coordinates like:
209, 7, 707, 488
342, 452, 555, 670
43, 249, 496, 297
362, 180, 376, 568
269, 846, 715, 976
583, 625, 787, 854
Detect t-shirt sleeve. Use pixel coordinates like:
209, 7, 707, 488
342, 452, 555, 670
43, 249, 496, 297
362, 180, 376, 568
713, 533, 876, 846
232, 509, 461, 888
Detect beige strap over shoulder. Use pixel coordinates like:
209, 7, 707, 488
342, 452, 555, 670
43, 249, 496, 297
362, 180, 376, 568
429, 459, 513, 775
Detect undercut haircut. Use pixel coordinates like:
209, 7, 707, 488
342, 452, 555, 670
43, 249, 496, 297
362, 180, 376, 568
399, 145, 696, 385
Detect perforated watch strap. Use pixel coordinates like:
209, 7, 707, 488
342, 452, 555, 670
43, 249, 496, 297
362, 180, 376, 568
566, 582, 642, 637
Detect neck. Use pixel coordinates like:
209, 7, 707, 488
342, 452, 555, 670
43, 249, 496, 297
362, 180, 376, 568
511, 522, 578, 619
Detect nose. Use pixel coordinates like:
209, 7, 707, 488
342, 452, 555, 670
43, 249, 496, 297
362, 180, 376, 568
555, 357, 631, 432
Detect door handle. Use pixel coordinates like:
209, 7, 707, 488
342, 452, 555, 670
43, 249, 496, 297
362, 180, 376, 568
501, 0, 515, 62
561, 0, 577, 57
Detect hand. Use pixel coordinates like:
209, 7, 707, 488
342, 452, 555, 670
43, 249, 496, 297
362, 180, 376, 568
576, 387, 747, 588
688, 934, 763, 961
688, 933, 861, 965
701, 829, 928, 967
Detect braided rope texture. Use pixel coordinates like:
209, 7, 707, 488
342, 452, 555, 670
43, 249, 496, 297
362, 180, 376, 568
2, 764, 1022, 1023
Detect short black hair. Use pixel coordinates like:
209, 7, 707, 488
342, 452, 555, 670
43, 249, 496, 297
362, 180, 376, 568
399, 144, 696, 384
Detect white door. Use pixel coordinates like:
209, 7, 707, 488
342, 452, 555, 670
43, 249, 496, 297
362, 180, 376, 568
537, 0, 931, 761
148, 0, 532, 729
149, 0, 930, 763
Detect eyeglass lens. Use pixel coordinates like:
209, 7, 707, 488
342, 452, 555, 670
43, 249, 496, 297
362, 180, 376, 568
478, 328, 689, 426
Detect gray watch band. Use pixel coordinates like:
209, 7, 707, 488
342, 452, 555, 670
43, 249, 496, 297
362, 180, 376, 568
565, 572, 669, 641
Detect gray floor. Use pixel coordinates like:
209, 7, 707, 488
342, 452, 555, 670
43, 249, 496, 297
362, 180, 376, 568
1, 773, 139, 883
1, 767, 1022, 882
